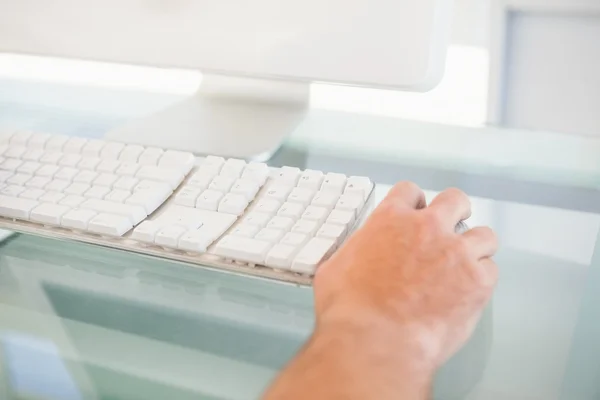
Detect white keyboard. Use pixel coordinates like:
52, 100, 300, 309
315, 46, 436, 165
0, 131, 374, 284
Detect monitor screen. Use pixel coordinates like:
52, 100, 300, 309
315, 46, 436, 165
0, 0, 452, 90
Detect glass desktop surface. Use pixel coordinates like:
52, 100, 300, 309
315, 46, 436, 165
1, 81, 600, 400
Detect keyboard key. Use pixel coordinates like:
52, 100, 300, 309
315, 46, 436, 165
267, 216, 294, 231
113, 176, 139, 191
242, 211, 272, 228
115, 163, 141, 176
218, 193, 249, 216
196, 190, 224, 211
5, 146, 26, 159
241, 162, 269, 186
64, 183, 91, 196
63, 137, 88, 153
255, 228, 286, 243
88, 213, 132, 236
58, 154, 82, 167
288, 187, 316, 206
327, 209, 355, 227
61, 209, 98, 230
230, 223, 261, 238
35, 164, 60, 177
0, 170, 12, 182
209, 176, 236, 193
131, 221, 161, 243
0, 194, 38, 219
291, 220, 319, 236
264, 185, 293, 202
45, 180, 71, 192
125, 187, 171, 214
94, 173, 119, 188
17, 161, 41, 175
78, 157, 102, 170
321, 173, 347, 193
177, 230, 214, 253
28, 133, 52, 148
1, 185, 26, 197
136, 166, 183, 189
298, 170, 324, 190
84, 186, 111, 199
152, 205, 207, 230
10, 131, 33, 146
40, 152, 63, 164
100, 142, 125, 159
22, 149, 45, 161
54, 167, 79, 181
301, 206, 329, 224
292, 238, 336, 274
118, 145, 145, 162
229, 179, 260, 201
39, 191, 65, 204
277, 202, 305, 219
281, 232, 310, 247
25, 176, 51, 189
335, 194, 364, 216
213, 236, 273, 264
253, 198, 281, 214
59, 195, 86, 208
266, 244, 300, 270
344, 176, 373, 200
201, 156, 225, 171
311, 191, 340, 209
19, 188, 45, 200
81, 139, 107, 157
219, 159, 246, 178
187, 170, 215, 190
0, 158, 23, 171
97, 159, 121, 173
30, 203, 71, 225
80, 199, 146, 225
133, 180, 171, 193
154, 207, 236, 241
73, 170, 99, 184
159, 150, 195, 173
316, 223, 347, 240
138, 147, 164, 166
45, 135, 69, 151
273, 166, 301, 186
155, 225, 187, 247
7, 173, 31, 186
104, 190, 131, 203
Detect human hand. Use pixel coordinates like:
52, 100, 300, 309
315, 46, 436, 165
313, 182, 498, 372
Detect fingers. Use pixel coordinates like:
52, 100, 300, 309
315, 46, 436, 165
428, 188, 471, 229
385, 181, 427, 210
463, 226, 498, 259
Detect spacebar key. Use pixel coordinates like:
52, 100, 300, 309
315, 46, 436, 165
0, 195, 39, 219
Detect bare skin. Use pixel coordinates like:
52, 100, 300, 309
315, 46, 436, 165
263, 182, 498, 400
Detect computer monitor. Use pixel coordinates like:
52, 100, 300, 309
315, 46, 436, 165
0, 0, 453, 159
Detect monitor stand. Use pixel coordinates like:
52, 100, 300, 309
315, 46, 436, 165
104, 74, 310, 161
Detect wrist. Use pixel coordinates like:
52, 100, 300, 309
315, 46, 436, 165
315, 315, 438, 382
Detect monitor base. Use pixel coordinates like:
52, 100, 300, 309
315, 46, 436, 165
104, 74, 310, 161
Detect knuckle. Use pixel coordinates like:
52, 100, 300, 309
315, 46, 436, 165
394, 180, 421, 192
454, 238, 471, 258
389, 180, 421, 198
418, 212, 440, 234
444, 187, 468, 200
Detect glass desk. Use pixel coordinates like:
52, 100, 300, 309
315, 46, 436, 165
1, 80, 600, 400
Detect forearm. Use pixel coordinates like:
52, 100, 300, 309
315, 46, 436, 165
262, 320, 434, 400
